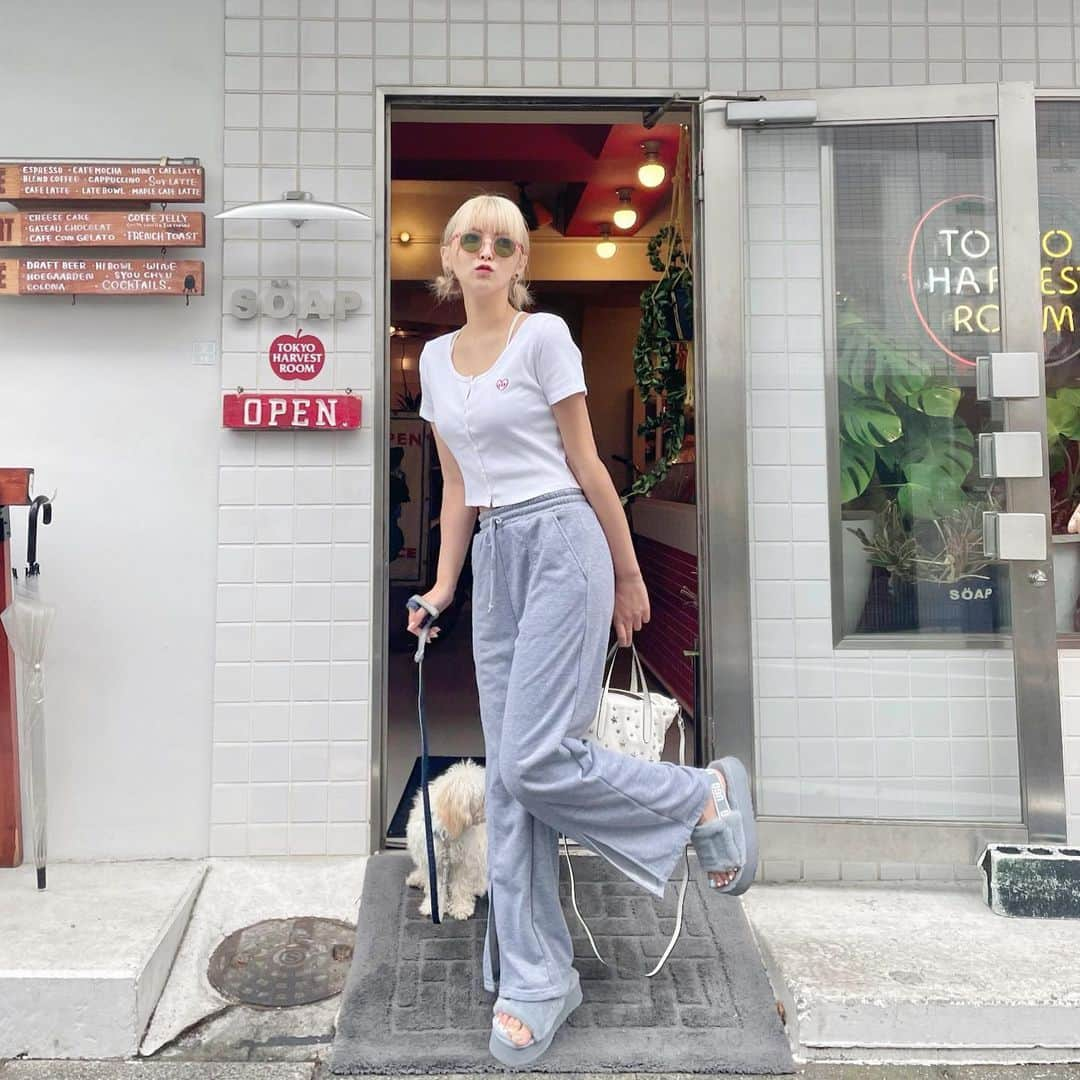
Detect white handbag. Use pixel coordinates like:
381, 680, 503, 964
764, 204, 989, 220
586, 642, 685, 766
563, 642, 691, 978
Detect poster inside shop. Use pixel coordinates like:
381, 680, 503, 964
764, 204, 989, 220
389, 415, 430, 585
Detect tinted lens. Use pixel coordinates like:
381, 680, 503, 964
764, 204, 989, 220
459, 232, 482, 252
493, 235, 517, 258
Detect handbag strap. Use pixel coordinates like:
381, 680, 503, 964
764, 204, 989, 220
564, 708, 688, 978
595, 643, 654, 744
563, 837, 691, 979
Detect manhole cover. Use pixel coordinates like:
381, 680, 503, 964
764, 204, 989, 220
207, 917, 356, 1007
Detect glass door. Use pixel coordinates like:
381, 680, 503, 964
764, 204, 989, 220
699, 84, 1068, 855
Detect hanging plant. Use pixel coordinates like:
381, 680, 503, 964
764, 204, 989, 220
621, 224, 692, 505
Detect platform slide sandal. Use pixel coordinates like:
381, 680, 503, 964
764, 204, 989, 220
690, 755, 759, 896
489, 967, 583, 1067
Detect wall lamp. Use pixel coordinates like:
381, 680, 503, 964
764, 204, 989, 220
216, 190, 371, 229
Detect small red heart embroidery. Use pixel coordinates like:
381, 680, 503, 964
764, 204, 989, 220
496, 378, 509, 391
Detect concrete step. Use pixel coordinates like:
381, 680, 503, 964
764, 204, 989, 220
742, 882, 1080, 1065
0, 1067, 315, 1079
0, 861, 206, 1059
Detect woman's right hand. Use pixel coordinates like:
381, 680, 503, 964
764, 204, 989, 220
407, 583, 455, 640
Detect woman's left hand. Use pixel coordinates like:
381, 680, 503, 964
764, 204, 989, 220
613, 571, 650, 647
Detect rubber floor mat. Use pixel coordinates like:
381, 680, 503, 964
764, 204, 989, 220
331, 851, 794, 1074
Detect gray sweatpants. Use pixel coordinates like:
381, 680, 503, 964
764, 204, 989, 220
470, 487, 712, 1001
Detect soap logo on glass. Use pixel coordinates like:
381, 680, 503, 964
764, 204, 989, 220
908, 192, 1080, 368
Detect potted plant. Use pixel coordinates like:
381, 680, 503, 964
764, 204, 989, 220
835, 302, 981, 629
849, 493, 1007, 633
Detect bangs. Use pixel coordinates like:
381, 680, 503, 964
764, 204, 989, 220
444, 194, 529, 251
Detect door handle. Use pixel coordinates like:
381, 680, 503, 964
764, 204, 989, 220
982, 511, 1048, 561
975, 352, 1041, 400
978, 432, 1044, 478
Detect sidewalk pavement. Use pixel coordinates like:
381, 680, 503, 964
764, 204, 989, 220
2, 1062, 1080, 1079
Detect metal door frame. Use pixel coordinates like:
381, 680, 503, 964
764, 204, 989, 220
371, 87, 704, 850
700, 81, 1068, 857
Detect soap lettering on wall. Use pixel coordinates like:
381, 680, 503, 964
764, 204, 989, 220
229, 281, 362, 320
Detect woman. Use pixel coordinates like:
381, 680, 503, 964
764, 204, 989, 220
406, 193, 757, 1066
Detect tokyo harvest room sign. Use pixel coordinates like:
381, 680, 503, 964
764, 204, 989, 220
909, 192, 1080, 367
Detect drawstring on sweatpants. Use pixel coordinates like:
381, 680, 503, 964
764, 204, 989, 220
477, 488, 586, 615
486, 516, 501, 612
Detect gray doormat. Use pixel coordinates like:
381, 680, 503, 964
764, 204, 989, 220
331, 851, 794, 1074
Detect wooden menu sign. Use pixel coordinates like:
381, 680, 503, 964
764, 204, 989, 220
0, 258, 204, 296
0, 211, 204, 247
0, 163, 204, 204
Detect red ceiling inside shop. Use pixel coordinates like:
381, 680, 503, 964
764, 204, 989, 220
391, 121, 684, 238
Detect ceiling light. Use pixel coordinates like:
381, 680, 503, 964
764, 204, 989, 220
215, 190, 370, 228
613, 188, 637, 230
399, 231, 411, 243
595, 223, 617, 260
638, 141, 666, 189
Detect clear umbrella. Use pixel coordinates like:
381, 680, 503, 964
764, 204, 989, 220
0, 496, 54, 889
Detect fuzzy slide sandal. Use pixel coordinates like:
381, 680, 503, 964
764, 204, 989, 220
489, 968, 582, 1067
690, 755, 759, 895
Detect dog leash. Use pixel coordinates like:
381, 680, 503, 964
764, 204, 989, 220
406, 594, 442, 924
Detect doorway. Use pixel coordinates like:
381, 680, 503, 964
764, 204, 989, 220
373, 95, 714, 848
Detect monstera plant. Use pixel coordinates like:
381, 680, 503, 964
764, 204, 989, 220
837, 305, 975, 524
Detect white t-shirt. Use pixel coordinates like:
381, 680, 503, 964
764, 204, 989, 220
418, 311, 588, 508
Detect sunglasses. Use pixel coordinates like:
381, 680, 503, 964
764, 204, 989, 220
455, 230, 521, 258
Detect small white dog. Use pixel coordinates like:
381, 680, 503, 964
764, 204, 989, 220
405, 759, 488, 920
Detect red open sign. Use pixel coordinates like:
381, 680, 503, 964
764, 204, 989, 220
222, 393, 360, 430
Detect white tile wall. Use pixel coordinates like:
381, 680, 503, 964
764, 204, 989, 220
216, 0, 1080, 856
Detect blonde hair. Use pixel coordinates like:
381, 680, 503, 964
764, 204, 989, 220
430, 193, 534, 310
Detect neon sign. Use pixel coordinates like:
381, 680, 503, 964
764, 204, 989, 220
908, 193, 1080, 368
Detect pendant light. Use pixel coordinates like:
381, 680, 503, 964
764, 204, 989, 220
216, 190, 370, 228
595, 223, 617, 260
638, 140, 666, 188
612, 187, 637, 230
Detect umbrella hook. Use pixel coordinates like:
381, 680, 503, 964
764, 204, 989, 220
26, 495, 52, 578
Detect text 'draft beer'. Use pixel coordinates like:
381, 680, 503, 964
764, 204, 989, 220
0, 258, 204, 296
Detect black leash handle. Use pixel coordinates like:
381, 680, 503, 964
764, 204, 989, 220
406, 594, 441, 924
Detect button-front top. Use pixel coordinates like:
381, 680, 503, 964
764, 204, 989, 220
418, 311, 588, 508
